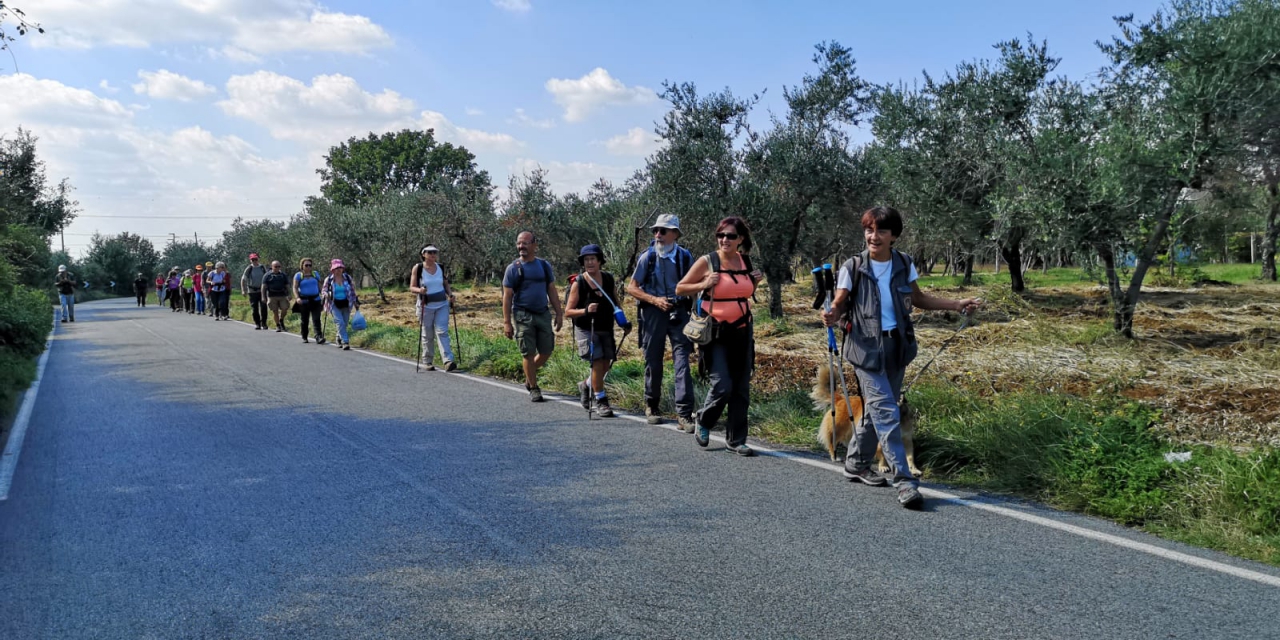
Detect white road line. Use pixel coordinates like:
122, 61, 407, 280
0, 314, 56, 501
342, 335, 1280, 588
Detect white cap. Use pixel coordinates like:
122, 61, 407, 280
653, 213, 681, 232
422, 245, 439, 254
57, 265, 67, 272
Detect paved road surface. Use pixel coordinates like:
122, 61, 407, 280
2, 297, 1278, 639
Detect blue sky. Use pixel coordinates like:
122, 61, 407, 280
3, 0, 1164, 256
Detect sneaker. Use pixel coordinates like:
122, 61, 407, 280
444, 361, 457, 372
645, 405, 663, 425
677, 415, 696, 433
275, 326, 284, 333
897, 485, 924, 509
577, 381, 591, 411
726, 443, 755, 457
254, 325, 261, 330
528, 386, 544, 402
596, 397, 614, 418
60, 318, 66, 323
316, 337, 326, 345
695, 422, 710, 448
302, 337, 309, 343
843, 467, 889, 486
424, 364, 436, 371
342, 343, 351, 351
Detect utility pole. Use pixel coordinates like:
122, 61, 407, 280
60, 228, 65, 253
169, 232, 176, 247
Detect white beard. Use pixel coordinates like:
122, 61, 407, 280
655, 241, 675, 258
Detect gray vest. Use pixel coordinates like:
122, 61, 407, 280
840, 249, 918, 372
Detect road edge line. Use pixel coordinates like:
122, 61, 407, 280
0, 313, 57, 501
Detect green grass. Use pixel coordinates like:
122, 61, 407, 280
915, 263, 1276, 290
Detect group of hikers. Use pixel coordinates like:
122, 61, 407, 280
64, 205, 980, 509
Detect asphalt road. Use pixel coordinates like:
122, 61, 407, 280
2, 297, 1278, 639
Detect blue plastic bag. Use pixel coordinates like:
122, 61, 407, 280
350, 310, 367, 331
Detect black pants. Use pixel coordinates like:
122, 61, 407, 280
169, 289, 181, 311
696, 324, 753, 447
182, 289, 194, 313
299, 298, 323, 340
212, 290, 230, 318
248, 290, 266, 327
135, 290, 146, 306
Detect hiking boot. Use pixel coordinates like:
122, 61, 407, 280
254, 325, 261, 330
529, 386, 544, 402
645, 405, 663, 425
677, 415, 697, 433
577, 381, 592, 411
843, 467, 889, 487
695, 422, 710, 448
726, 443, 755, 457
342, 343, 351, 351
302, 336, 309, 343
444, 361, 457, 372
424, 364, 436, 371
595, 397, 615, 418
898, 485, 924, 509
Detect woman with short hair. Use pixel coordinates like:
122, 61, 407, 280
206, 262, 232, 320
293, 258, 325, 344
409, 245, 457, 371
675, 216, 762, 457
565, 244, 620, 417
167, 268, 182, 312
322, 259, 360, 351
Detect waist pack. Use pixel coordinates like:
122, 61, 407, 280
423, 291, 448, 303
682, 293, 715, 346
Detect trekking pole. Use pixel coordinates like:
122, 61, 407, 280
415, 302, 424, 374
450, 297, 462, 365
587, 310, 597, 420
812, 267, 840, 453
822, 265, 857, 425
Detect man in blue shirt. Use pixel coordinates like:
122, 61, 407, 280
502, 231, 565, 402
626, 213, 696, 430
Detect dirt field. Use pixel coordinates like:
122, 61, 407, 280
358, 280, 1280, 449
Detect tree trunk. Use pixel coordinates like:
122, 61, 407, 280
961, 254, 974, 286
1263, 183, 1279, 281
993, 248, 1001, 274
767, 276, 784, 318
1097, 244, 1132, 337
1115, 188, 1181, 337
1000, 241, 1025, 293
356, 256, 390, 304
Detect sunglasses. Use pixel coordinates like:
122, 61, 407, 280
652, 228, 671, 235
425, 250, 439, 254
303, 263, 313, 267
715, 232, 740, 240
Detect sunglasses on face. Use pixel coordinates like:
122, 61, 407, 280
716, 232, 740, 240
425, 250, 438, 255
652, 228, 671, 235
303, 263, 313, 267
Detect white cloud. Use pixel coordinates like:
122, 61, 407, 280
545, 68, 658, 123
465, 107, 485, 116
28, 0, 392, 55
98, 80, 120, 93
132, 69, 217, 102
509, 158, 639, 196
601, 127, 663, 157
0, 73, 314, 255
509, 108, 555, 129
492, 0, 532, 13
217, 71, 524, 154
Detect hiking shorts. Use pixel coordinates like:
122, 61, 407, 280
513, 307, 555, 357
574, 327, 616, 362
267, 296, 290, 313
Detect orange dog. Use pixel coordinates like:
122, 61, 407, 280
811, 363, 919, 476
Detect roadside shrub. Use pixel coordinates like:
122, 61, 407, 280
0, 284, 52, 358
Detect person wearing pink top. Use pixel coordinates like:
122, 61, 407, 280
192, 264, 206, 315
675, 216, 763, 457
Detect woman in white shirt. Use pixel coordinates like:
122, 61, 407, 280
409, 245, 457, 371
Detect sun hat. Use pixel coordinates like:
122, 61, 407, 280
421, 245, 439, 255
653, 213, 681, 232
577, 244, 606, 265
57, 265, 67, 272
249, 252, 259, 259
205, 261, 214, 268
330, 259, 345, 270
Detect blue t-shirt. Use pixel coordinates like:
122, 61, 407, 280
295, 272, 321, 297
503, 258, 553, 314
630, 245, 690, 299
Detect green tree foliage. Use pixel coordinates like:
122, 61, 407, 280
317, 129, 491, 206
81, 232, 160, 294
0, 129, 78, 235
160, 240, 215, 275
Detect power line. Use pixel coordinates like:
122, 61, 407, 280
73, 214, 295, 220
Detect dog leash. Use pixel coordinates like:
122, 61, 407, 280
900, 311, 972, 400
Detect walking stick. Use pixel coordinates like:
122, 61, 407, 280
450, 298, 462, 365
813, 265, 857, 455
415, 302, 424, 373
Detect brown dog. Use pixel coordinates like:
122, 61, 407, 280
811, 363, 920, 476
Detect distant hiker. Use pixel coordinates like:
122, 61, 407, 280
293, 258, 325, 344
134, 273, 148, 307
193, 264, 206, 315
262, 260, 291, 332
676, 217, 763, 458
181, 269, 195, 314
502, 231, 564, 402
55, 265, 76, 322
242, 253, 269, 330
566, 244, 620, 417
155, 274, 165, 307
167, 268, 182, 312
626, 213, 696, 430
322, 259, 360, 351
821, 206, 982, 509
201, 261, 214, 315
409, 245, 457, 371
207, 262, 232, 320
